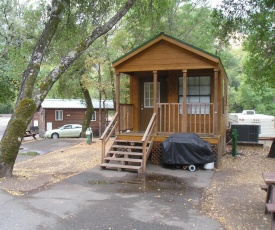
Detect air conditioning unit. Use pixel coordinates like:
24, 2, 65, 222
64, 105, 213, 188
231, 124, 260, 143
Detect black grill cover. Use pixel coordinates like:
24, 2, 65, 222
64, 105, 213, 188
161, 133, 214, 165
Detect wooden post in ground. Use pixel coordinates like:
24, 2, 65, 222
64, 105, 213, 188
268, 139, 275, 158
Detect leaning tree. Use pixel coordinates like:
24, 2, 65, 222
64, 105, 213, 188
0, 0, 136, 178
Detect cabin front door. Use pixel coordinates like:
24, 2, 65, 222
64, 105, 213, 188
139, 76, 167, 131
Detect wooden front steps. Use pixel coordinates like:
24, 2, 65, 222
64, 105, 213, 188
100, 139, 150, 173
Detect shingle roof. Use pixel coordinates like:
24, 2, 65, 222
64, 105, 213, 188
41, 99, 114, 109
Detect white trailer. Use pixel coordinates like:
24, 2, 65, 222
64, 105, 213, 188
229, 110, 275, 139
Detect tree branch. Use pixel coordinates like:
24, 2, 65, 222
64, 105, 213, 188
17, 0, 68, 104
36, 0, 136, 106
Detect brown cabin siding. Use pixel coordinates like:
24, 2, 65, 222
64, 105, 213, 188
115, 40, 218, 72
38, 108, 108, 137
221, 75, 229, 136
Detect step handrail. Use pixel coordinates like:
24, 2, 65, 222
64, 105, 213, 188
100, 112, 118, 163
141, 113, 156, 172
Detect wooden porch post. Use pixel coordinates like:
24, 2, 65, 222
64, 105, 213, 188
116, 73, 120, 134
153, 71, 158, 132
214, 69, 219, 136
182, 70, 187, 132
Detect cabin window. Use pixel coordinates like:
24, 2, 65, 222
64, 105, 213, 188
178, 76, 211, 114
55, 110, 63, 121
91, 111, 96, 121
144, 82, 160, 108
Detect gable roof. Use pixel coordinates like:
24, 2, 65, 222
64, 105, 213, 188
41, 99, 114, 109
113, 32, 221, 67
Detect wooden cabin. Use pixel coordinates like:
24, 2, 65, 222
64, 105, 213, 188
100, 33, 229, 173
33, 99, 114, 137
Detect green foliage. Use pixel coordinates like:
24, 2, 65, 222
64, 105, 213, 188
235, 78, 275, 115
0, 1, 47, 106
47, 60, 85, 99
44, 1, 225, 106
122, 0, 218, 52
169, 4, 218, 52
0, 59, 19, 103
0, 102, 13, 114
43, 0, 130, 101
222, 47, 275, 115
212, 0, 275, 89
19, 152, 38, 156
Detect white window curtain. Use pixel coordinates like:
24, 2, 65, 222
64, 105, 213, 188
179, 76, 211, 114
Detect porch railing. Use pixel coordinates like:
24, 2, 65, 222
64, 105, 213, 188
100, 112, 118, 163
120, 104, 133, 131
141, 113, 156, 172
158, 103, 215, 134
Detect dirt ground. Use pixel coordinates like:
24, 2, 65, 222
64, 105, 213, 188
0, 138, 111, 196
202, 143, 275, 229
0, 139, 274, 229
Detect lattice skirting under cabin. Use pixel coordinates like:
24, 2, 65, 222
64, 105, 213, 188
150, 141, 222, 168
226, 128, 232, 144
150, 142, 162, 165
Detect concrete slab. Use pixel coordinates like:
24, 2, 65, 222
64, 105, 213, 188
0, 165, 224, 230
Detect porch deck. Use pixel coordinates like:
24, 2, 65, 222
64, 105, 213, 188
116, 131, 219, 144
100, 105, 223, 173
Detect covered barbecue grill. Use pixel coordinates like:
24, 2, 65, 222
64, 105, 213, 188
161, 133, 214, 170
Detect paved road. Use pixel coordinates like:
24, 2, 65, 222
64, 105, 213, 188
0, 114, 85, 162
0, 114, 11, 140
16, 138, 85, 162
19, 138, 85, 155
0, 165, 224, 230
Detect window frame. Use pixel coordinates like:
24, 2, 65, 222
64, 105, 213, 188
91, 111, 96, 121
178, 76, 211, 114
55, 110, 63, 121
144, 82, 160, 108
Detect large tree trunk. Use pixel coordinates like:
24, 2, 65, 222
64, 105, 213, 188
0, 99, 37, 177
0, 0, 136, 178
80, 79, 94, 136
0, 0, 67, 178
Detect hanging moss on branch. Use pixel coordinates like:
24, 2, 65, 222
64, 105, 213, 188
14, 98, 37, 119
0, 119, 24, 163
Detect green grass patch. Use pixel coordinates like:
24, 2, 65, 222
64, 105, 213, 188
19, 152, 39, 156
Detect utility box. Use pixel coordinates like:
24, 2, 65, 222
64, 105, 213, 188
231, 124, 260, 143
